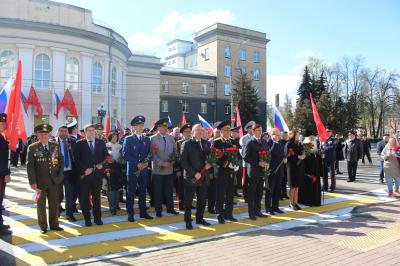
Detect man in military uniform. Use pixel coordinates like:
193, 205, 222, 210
123, 116, 153, 222
0, 113, 11, 235
67, 119, 81, 141
212, 120, 239, 224
175, 123, 192, 210
27, 123, 64, 233
321, 126, 338, 192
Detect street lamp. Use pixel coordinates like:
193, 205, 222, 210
97, 104, 107, 125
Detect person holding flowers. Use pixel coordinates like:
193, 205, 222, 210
265, 128, 286, 215
243, 124, 269, 220
381, 137, 400, 197
284, 129, 305, 211
212, 120, 240, 224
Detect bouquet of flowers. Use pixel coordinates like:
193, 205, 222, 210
135, 145, 159, 177
393, 145, 400, 162
303, 142, 314, 157
258, 149, 271, 184
193, 147, 224, 184
224, 146, 241, 169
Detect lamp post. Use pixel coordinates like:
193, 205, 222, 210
97, 104, 107, 125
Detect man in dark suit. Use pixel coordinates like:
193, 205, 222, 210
0, 113, 11, 235
57, 125, 78, 221
243, 124, 269, 220
212, 120, 239, 224
123, 116, 153, 222
27, 124, 64, 233
266, 128, 286, 215
321, 126, 338, 192
74, 124, 108, 226
180, 124, 212, 229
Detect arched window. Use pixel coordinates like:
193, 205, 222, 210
0, 50, 17, 86
34, 53, 51, 89
111, 67, 116, 96
92, 62, 102, 93
66, 57, 79, 90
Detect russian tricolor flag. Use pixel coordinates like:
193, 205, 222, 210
53, 92, 63, 119
0, 79, 13, 113
197, 114, 213, 133
273, 105, 289, 132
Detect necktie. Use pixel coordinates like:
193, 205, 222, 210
89, 141, 94, 154
63, 139, 70, 168
162, 136, 166, 149
198, 140, 203, 151
44, 144, 49, 152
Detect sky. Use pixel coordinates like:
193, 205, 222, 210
57, 0, 400, 104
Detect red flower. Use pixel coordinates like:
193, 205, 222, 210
226, 147, 239, 153
393, 146, 400, 152
212, 147, 225, 158
105, 155, 113, 163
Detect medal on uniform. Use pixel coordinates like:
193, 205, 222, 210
51, 145, 59, 167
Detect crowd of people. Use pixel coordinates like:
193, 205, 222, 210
0, 111, 399, 235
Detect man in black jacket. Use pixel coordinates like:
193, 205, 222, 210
344, 131, 363, 182
74, 124, 108, 226
243, 124, 269, 220
180, 124, 212, 229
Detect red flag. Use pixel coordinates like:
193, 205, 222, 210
5, 60, 22, 151
235, 105, 244, 138
310, 93, 328, 142
26, 85, 43, 118
17, 111, 28, 142
105, 113, 111, 137
62, 89, 78, 117
181, 111, 187, 126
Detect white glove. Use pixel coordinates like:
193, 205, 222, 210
233, 165, 240, 172
228, 163, 234, 169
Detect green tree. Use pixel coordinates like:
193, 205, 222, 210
297, 66, 314, 102
293, 99, 315, 133
232, 73, 260, 125
313, 71, 327, 99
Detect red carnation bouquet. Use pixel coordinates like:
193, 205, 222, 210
258, 149, 271, 183
393, 145, 400, 162
193, 147, 224, 184
223, 146, 240, 168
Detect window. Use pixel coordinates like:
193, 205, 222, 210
240, 49, 246, 61
111, 67, 117, 96
66, 57, 79, 90
182, 101, 189, 113
224, 46, 231, 58
162, 81, 169, 93
253, 51, 260, 63
224, 104, 231, 115
34, 54, 50, 89
182, 81, 189, 94
0, 50, 17, 86
204, 48, 209, 60
92, 62, 102, 93
224, 83, 231, 96
240, 67, 246, 74
253, 68, 260, 81
200, 102, 207, 114
201, 84, 208, 95
224, 65, 231, 77
161, 100, 168, 112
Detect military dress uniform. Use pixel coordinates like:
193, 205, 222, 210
321, 127, 338, 192
212, 121, 239, 224
0, 113, 11, 235
123, 116, 153, 221
27, 124, 64, 233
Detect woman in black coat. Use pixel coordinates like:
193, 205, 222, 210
284, 129, 306, 210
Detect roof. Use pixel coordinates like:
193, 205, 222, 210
160, 67, 216, 78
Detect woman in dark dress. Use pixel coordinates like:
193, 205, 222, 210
284, 130, 305, 210
299, 131, 322, 207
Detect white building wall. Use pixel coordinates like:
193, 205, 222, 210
81, 53, 92, 127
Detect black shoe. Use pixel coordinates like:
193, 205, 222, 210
208, 209, 216, 214
50, 226, 64, 231
167, 210, 179, 215
269, 211, 275, 215
120, 199, 126, 203
329, 189, 335, 192
217, 215, 225, 224
140, 213, 154, 220
283, 195, 290, 199
289, 204, 297, 211
67, 214, 77, 222
128, 216, 135, 222
156, 211, 162, 218
380, 179, 384, 184
186, 221, 193, 230
191, 205, 196, 210
116, 206, 121, 210
295, 204, 302, 210
40, 228, 47, 234
110, 210, 117, 215
179, 206, 184, 211
59, 206, 65, 213
225, 216, 238, 222
337, 171, 343, 175
234, 192, 242, 197
85, 220, 92, 227
196, 220, 211, 226
94, 220, 103, 225
274, 208, 284, 214
1, 224, 10, 229
249, 216, 257, 220
256, 212, 267, 218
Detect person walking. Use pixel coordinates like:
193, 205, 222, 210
381, 137, 400, 197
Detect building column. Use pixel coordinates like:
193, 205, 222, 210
81, 52, 93, 128
51, 47, 67, 130
17, 44, 34, 136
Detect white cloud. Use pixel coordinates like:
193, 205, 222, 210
295, 50, 317, 60
129, 9, 234, 55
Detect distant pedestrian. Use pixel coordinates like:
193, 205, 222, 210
344, 131, 363, 182
361, 136, 372, 165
